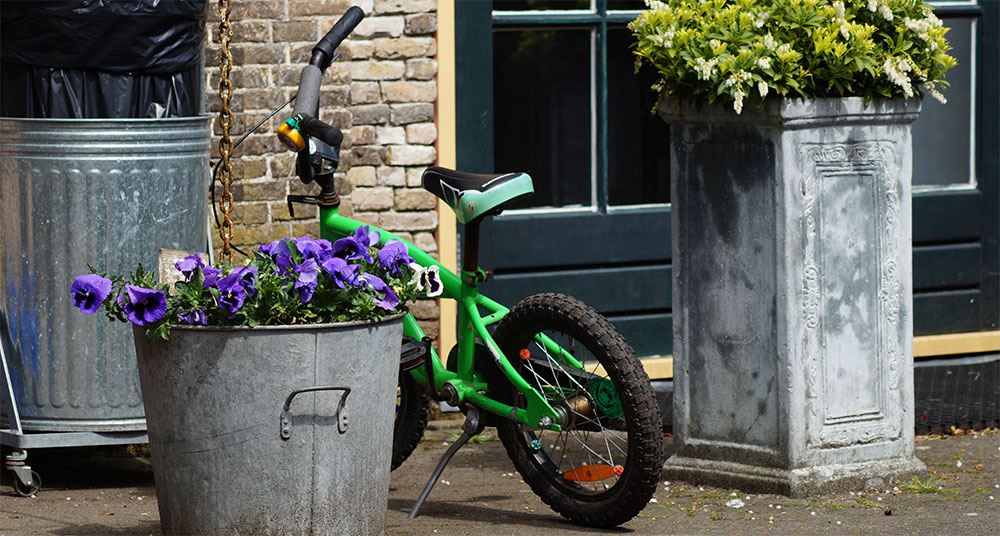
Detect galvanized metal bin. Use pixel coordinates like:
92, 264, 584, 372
0, 117, 209, 438
132, 317, 404, 535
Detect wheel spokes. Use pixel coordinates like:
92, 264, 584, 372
520, 329, 630, 493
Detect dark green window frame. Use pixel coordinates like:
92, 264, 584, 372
457, 0, 661, 211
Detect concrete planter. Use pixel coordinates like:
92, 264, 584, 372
132, 315, 404, 535
662, 97, 924, 495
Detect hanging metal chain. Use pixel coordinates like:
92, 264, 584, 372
217, 0, 235, 264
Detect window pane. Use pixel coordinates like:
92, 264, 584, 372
607, 27, 670, 206
607, 0, 646, 10
493, 28, 593, 209
911, 16, 973, 187
493, 0, 590, 11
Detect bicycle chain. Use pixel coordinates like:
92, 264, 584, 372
217, 0, 235, 263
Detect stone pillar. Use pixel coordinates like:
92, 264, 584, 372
663, 98, 925, 496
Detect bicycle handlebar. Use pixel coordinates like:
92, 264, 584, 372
290, 6, 365, 120
314, 6, 364, 69
299, 114, 344, 147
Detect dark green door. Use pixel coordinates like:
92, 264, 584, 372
457, 0, 672, 357
911, 1, 999, 335
456, 1, 1000, 357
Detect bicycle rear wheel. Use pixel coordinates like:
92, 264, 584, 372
491, 293, 663, 528
393, 370, 430, 471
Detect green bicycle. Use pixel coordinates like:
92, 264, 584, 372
238, 6, 664, 528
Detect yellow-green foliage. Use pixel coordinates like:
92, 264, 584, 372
631, 0, 956, 114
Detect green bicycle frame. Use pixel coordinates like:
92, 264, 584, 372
319, 204, 585, 430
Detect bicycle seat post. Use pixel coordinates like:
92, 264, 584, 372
461, 218, 481, 279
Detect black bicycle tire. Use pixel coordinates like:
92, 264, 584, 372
392, 369, 430, 471
491, 293, 663, 528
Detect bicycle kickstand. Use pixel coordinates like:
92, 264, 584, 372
408, 404, 486, 518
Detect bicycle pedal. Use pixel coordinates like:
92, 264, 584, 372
399, 336, 427, 371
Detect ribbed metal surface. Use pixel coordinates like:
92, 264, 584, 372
0, 117, 209, 432
133, 318, 403, 535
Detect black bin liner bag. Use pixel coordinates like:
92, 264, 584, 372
1, 0, 207, 118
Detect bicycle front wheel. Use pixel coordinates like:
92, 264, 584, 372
491, 293, 663, 528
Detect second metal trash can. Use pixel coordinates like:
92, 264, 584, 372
0, 117, 209, 435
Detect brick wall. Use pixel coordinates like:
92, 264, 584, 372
204, 0, 441, 340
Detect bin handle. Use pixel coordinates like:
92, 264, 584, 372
280, 385, 351, 440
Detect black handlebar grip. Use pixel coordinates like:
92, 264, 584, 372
298, 114, 344, 148
313, 6, 365, 69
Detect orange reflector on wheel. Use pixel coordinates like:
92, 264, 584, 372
563, 465, 617, 482
519, 348, 531, 360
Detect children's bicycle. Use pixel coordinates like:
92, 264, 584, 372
225, 6, 663, 528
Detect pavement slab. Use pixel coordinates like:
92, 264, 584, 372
2, 421, 997, 535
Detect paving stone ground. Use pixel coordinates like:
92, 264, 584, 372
2, 421, 997, 535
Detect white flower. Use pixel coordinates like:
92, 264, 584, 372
652, 30, 675, 49
725, 70, 750, 89
693, 57, 718, 80
777, 43, 791, 54
733, 88, 746, 115
710, 39, 721, 49
644, 0, 667, 9
833, 1, 846, 21
755, 12, 769, 28
905, 12, 942, 48
758, 80, 769, 98
840, 21, 851, 40
763, 33, 777, 51
880, 4, 893, 21
756, 57, 772, 70
923, 84, 947, 104
408, 262, 443, 297
867, 0, 878, 11
884, 57, 914, 97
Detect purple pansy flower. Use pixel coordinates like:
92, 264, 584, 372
276, 254, 296, 277
321, 257, 360, 288
202, 266, 223, 288
259, 238, 293, 259
177, 309, 208, 325
118, 285, 168, 326
358, 273, 399, 311
257, 241, 276, 256
174, 254, 204, 282
233, 266, 258, 297
217, 271, 249, 313
333, 226, 380, 263
70, 274, 113, 314
293, 259, 319, 303
377, 240, 414, 276
295, 236, 333, 262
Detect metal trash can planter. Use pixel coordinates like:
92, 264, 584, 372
1, 117, 209, 438
132, 316, 404, 535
